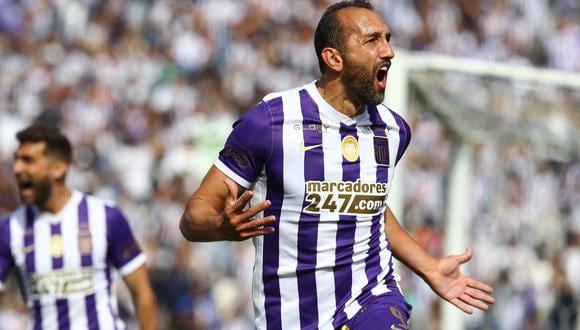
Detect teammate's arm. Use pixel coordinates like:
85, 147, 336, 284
123, 265, 157, 330
0, 219, 12, 300
384, 206, 495, 313
179, 166, 276, 242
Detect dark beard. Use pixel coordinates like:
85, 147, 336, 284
31, 177, 53, 207
341, 57, 384, 106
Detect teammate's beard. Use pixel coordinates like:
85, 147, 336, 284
341, 56, 384, 106
20, 176, 52, 207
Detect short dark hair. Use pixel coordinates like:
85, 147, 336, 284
314, 0, 375, 73
16, 124, 73, 163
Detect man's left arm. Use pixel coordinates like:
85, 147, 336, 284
384, 206, 495, 313
123, 265, 157, 330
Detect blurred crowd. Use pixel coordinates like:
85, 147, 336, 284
0, 0, 578, 329
400, 100, 580, 329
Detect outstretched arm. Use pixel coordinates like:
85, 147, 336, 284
384, 206, 495, 313
179, 165, 276, 242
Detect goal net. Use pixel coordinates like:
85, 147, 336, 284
386, 50, 580, 330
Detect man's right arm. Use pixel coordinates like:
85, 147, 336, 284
179, 166, 276, 242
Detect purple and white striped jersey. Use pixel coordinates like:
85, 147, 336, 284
0, 191, 146, 330
215, 81, 411, 329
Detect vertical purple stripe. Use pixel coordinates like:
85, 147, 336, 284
78, 198, 99, 330
105, 263, 117, 330
333, 124, 358, 314
50, 222, 69, 329
84, 294, 98, 330
78, 198, 92, 267
296, 89, 323, 328
56, 299, 70, 329
389, 109, 411, 165
104, 209, 119, 330
33, 300, 42, 330
262, 97, 284, 330
24, 207, 35, 273
24, 207, 42, 330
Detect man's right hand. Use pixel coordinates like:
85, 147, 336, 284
219, 178, 276, 241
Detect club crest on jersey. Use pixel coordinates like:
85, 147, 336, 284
79, 236, 92, 256
374, 136, 390, 167
78, 225, 92, 256
341, 135, 359, 162
50, 235, 64, 258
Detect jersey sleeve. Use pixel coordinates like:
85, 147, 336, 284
0, 217, 13, 291
214, 101, 273, 188
105, 206, 146, 277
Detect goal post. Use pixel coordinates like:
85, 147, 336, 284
385, 50, 580, 330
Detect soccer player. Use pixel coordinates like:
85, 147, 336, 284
0, 124, 157, 329
179, 1, 495, 329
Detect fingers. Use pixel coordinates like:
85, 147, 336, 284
222, 178, 276, 240
224, 178, 255, 213
244, 200, 272, 219
455, 248, 473, 264
450, 280, 495, 314
233, 190, 254, 211
467, 278, 494, 295
465, 287, 496, 305
224, 178, 239, 204
224, 178, 249, 209
450, 298, 473, 314
459, 293, 489, 311
237, 214, 276, 232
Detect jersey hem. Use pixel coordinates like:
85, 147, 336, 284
214, 160, 252, 188
119, 253, 146, 277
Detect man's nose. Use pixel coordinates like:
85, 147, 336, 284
12, 160, 24, 176
379, 40, 395, 60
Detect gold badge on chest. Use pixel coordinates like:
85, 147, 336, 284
341, 135, 359, 162
50, 235, 64, 258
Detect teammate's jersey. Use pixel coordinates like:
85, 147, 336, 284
0, 191, 146, 330
215, 81, 411, 329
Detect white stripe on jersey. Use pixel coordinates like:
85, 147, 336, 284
252, 170, 268, 329
60, 203, 89, 330
316, 109, 341, 329
278, 90, 307, 330
86, 194, 118, 330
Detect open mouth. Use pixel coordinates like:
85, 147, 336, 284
376, 63, 389, 89
18, 181, 34, 194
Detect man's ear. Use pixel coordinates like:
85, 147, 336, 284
51, 160, 69, 181
321, 47, 344, 73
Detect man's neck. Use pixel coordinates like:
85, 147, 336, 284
39, 186, 72, 214
316, 78, 365, 118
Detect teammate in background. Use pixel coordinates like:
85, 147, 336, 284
0, 124, 157, 330
180, 1, 494, 329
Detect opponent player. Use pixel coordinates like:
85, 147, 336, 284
179, 1, 494, 329
0, 124, 157, 329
